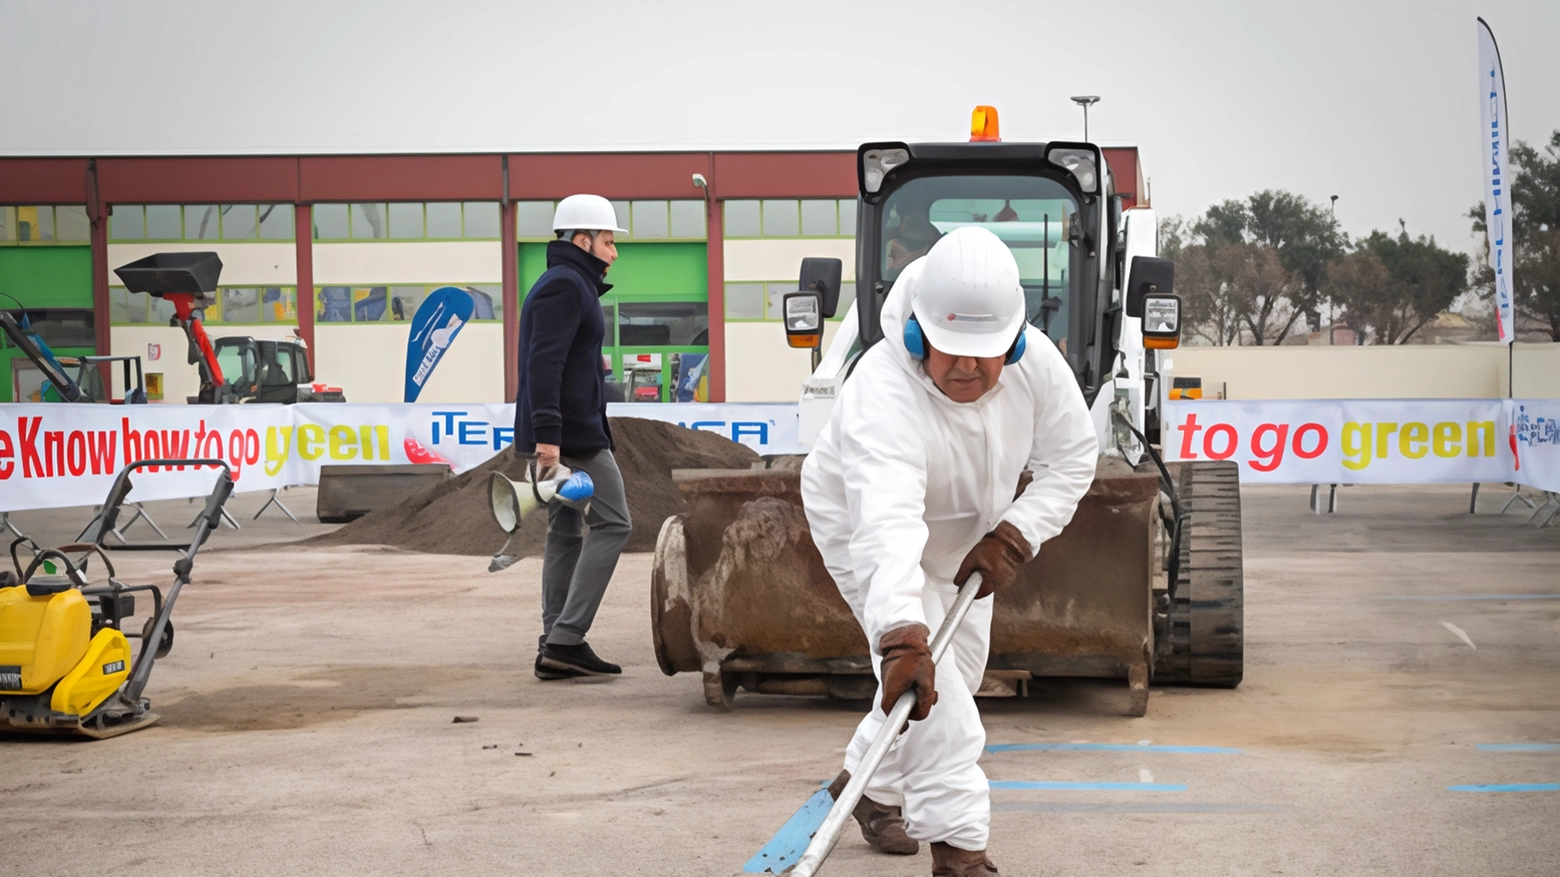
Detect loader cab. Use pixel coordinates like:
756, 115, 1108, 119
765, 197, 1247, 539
852, 141, 1118, 405
212, 336, 315, 403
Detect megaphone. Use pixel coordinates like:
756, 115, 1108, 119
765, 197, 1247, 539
488, 463, 595, 572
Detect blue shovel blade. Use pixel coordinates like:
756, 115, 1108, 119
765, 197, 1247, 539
744, 788, 834, 873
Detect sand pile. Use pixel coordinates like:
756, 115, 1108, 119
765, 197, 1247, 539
309, 417, 760, 557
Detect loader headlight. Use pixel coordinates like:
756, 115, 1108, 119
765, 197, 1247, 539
861, 147, 910, 194
1046, 147, 1098, 194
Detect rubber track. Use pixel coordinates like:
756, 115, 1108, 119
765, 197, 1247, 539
1157, 461, 1244, 687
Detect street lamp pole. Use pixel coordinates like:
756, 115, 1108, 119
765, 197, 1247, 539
1070, 95, 1101, 142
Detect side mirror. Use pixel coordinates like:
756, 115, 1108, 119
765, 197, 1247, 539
1142, 294, 1182, 350
799, 257, 843, 318
1125, 255, 1174, 318
783, 291, 823, 350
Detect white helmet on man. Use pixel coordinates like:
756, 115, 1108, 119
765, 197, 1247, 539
552, 194, 627, 234
909, 226, 1026, 359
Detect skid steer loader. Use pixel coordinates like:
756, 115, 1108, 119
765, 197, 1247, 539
652, 109, 1243, 716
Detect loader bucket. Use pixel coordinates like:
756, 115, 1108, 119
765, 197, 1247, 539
316, 463, 452, 523
652, 457, 1178, 715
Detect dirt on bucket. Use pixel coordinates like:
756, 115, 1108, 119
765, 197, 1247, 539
306, 417, 761, 558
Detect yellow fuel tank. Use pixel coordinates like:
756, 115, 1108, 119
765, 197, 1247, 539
0, 585, 91, 694
51, 628, 132, 717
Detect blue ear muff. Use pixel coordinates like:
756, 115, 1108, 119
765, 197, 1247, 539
906, 316, 1026, 364
904, 316, 927, 360
1005, 329, 1026, 365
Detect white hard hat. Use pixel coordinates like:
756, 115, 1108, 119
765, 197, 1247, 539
552, 194, 627, 233
909, 226, 1026, 358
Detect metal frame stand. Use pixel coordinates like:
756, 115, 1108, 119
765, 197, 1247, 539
1471, 482, 1539, 515
92, 502, 169, 543
1529, 492, 1560, 529
1309, 484, 1339, 514
0, 512, 25, 540
253, 488, 299, 522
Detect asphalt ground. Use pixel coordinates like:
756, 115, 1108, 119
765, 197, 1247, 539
3, 482, 1559, 876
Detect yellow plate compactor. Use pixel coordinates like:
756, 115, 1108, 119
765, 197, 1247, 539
1, 458, 232, 739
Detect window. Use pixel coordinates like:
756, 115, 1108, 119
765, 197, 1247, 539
619, 301, 707, 346
107, 287, 298, 324
631, 201, 670, 239
311, 284, 501, 323
670, 201, 706, 238
350, 203, 387, 239
147, 205, 182, 239
425, 202, 462, 238
724, 281, 853, 321
1, 205, 91, 244
516, 202, 555, 238
801, 200, 838, 236
609, 201, 630, 237
724, 283, 766, 319
109, 205, 145, 240
462, 202, 500, 239
723, 199, 855, 238
221, 205, 258, 240
259, 204, 293, 239
389, 203, 425, 238
185, 205, 220, 240
761, 200, 800, 236
724, 200, 761, 237
109, 204, 295, 241
0, 308, 96, 348
311, 204, 347, 239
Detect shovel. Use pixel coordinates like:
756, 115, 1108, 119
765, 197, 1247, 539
746, 573, 984, 876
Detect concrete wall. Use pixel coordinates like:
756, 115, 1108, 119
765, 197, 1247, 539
1163, 343, 1560, 400
724, 321, 843, 402
312, 241, 501, 285
722, 238, 855, 282
315, 323, 504, 403
107, 242, 297, 285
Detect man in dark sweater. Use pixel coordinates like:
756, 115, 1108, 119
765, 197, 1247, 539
515, 194, 633, 680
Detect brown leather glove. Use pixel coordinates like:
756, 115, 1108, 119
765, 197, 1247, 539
954, 520, 1032, 599
878, 623, 937, 721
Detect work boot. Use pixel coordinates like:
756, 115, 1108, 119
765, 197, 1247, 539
534, 653, 584, 681
827, 771, 918, 855
539, 641, 622, 676
931, 842, 999, 876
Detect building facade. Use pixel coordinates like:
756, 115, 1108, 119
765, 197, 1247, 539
0, 148, 1142, 405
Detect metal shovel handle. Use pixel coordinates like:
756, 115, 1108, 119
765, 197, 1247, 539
788, 574, 983, 877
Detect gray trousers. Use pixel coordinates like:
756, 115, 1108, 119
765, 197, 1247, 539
539, 448, 632, 648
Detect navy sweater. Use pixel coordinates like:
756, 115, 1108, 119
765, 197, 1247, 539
515, 240, 614, 457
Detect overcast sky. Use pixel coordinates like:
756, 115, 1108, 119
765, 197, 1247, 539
3, 0, 1556, 256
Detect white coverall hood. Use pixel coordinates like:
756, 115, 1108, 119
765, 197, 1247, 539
800, 274, 1099, 850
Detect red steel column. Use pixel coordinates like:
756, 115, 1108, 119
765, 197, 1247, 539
90, 202, 110, 362
502, 201, 519, 402
294, 203, 315, 370
704, 156, 725, 402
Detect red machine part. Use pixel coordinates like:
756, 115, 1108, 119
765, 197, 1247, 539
164, 294, 225, 388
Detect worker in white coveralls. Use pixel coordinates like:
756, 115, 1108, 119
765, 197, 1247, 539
800, 226, 1097, 876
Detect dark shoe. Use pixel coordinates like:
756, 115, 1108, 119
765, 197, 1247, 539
535, 653, 584, 681
931, 842, 999, 876
827, 770, 919, 855
539, 642, 622, 676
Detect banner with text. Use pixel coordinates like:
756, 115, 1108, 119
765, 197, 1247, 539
0, 402, 803, 512
1164, 399, 1560, 492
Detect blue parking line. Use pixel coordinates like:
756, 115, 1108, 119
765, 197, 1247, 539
990, 781, 1186, 792
987, 743, 1240, 754
1448, 784, 1560, 793
1476, 744, 1560, 752
1376, 594, 1560, 601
